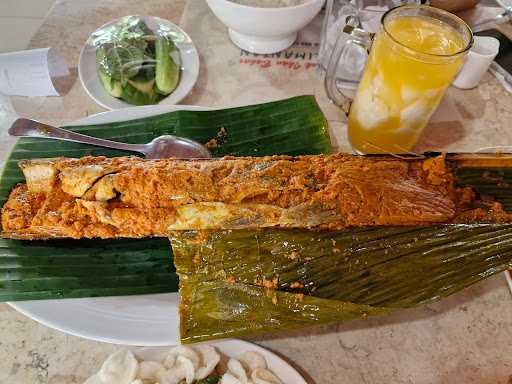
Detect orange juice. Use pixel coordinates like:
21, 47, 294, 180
348, 15, 468, 154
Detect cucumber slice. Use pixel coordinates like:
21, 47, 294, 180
155, 37, 180, 95
128, 78, 155, 94
120, 82, 162, 106
98, 68, 123, 98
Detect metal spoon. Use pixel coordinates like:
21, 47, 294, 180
9, 118, 212, 159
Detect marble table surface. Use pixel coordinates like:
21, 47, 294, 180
1, 1, 512, 383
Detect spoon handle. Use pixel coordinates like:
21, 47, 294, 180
9, 118, 147, 155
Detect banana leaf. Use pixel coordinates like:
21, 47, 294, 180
453, 156, 512, 211
0, 96, 330, 301
171, 225, 512, 343
0, 238, 176, 301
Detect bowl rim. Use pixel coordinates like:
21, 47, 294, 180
207, 0, 324, 12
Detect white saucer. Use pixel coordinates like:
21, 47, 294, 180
78, 15, 200, 110
133, 340, 307, 384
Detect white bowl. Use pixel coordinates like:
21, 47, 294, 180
206, 0, 325, 54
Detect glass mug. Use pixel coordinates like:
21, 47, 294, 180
318, 0, 420, 73
324, 5, 473, 154
319, 1, 387, 91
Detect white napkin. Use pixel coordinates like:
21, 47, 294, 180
0, 92, 20, 166
0, 48, 69, 97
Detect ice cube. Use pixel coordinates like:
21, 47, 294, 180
425, 88, 442, 100
401, 86, 421, 104
401, 86, 442, 104
398, 99, 430, 132
354, 88, 392, 130
353, 74, 398, 130
371, 73, 386, 94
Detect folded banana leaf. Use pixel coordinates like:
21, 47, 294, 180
0, 96, 330, 301
171, 224, 512, 343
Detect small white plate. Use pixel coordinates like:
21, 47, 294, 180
78, 15, 200, 110
8, 104, 213, 346
134, 340, 307, 384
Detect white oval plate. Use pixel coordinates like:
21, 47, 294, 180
8, 104, 213, 346
134, 340, 307, 384
78, 15, 200, 110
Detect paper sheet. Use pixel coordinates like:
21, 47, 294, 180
0, 92, 20, 165
0, 48, 69, 97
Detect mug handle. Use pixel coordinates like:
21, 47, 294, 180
324, 25, 373, 114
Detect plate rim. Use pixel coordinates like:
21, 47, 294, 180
133, 339, 308, 384
82, 339, 307, 383
78, 15, 200, 110
505, 270, 512, 295
8, 293, 181, 346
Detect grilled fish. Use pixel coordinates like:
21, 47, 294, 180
1, 154, 509, 239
